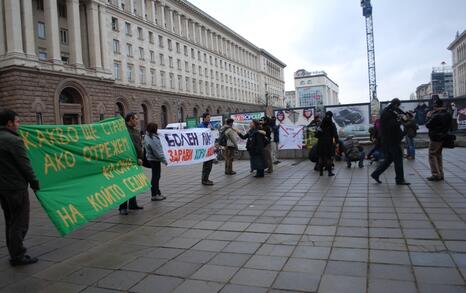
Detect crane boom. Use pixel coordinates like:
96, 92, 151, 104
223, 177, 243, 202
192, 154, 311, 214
361, 0, 377, 102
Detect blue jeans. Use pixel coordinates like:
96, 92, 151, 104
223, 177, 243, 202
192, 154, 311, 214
405, 137, 415, 158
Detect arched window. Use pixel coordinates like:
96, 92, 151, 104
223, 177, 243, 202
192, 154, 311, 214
116, 102, 125, 117
59, 87, 84, 125
141, 104, 148, 131
179, 107, 185, 122
193, 107, 198, 119
161, 105, 168, 128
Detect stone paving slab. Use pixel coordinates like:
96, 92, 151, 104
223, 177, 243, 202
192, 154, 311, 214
1, 149, 466, 292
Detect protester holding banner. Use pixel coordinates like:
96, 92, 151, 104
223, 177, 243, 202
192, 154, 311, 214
0, 110, 39, 266
119, 113, 144, 215
199, 113, 215, 185
316, 111, 338, 177
144, 123, 167, 201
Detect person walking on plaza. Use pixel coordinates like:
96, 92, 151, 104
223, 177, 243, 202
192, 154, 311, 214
450, 102, 458, 131
371, 98, 410, 185
199, 113, 215, 185
221, 118, 239, 175
0, 110, 40, 266
119, 112, 144, 215
307, 114, 322, 171
403, 112, 418, 160
425, 98, 452, 181
316, 111, 338, 177
144, 123, 167, 201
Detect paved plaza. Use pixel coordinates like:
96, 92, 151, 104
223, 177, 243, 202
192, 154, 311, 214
1, 149, 466, 293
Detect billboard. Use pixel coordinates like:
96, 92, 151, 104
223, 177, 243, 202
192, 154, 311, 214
325, 103, 371, 138
274, 107, 315, 126
230, 111, 265, 150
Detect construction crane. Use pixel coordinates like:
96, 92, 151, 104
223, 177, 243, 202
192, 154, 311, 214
361, 0, 378, 103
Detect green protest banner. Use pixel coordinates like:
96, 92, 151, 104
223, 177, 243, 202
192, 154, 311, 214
18, 117, 150, 236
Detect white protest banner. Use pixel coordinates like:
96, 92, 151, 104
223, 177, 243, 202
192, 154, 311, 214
158, 128, 216, 166
278, 125, 304, 150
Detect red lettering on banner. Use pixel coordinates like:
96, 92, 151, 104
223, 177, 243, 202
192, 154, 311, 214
168, 149, 194, 163
206, 146, 215, 157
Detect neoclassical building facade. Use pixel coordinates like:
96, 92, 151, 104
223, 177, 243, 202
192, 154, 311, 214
0, 0, 286, 127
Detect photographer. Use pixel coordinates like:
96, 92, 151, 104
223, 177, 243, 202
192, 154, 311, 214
371, 98, 410, 185
425, 97, 452, 181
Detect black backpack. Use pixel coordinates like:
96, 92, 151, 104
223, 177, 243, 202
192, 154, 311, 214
218, 128, 228, 147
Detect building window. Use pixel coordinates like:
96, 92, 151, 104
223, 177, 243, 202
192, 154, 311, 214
177, 59, 181, 70
169, 56, 173, 68
158, 35, 164, 48
99, 113, 105, 121
204, 53, 207, 63
38, 48, 47, 60
151, 69, 156, 85
205, 68, 208, 77
169, 73, 174, 89
127, 44, 133, 57
139, 66, 146, 84
125, 22, 131, 35
127, 64, 134, 82
192, 64, 196, 74
184, 45, 188, 56
36, 113, 43, 124
159, 53, 164, 65
191, 48, 195, 58
198, 51, 201, 60
61, 55, 69, 64
148, 31, 154, 43
199, 66, 202, 76
178, 75, 182, 90
167, 39, 172, 51
139, 47, 144, 60
176, 42, 180, 53
114, 62, 121, 80
160, 71, 166, 88
193, 78, 197, 93
185, 61, 189, 72
60, 29, 68, 45
185, 77, 190, 91
37, 22, 46, 39
37, 0, 44, 10
137, 27, 143, 40
150, 50, 155, 63
113, 39, 120, 54
58, 3, 66, 18
111, 17, 119, 31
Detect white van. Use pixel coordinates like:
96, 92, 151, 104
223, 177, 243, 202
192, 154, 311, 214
165, 122, 187, 129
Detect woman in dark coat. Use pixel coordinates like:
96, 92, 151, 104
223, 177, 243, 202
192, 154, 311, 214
237, 120, 266, 177
316, 111, 338, 176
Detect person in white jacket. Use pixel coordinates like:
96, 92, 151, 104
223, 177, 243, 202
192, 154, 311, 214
144, 123, 167, 201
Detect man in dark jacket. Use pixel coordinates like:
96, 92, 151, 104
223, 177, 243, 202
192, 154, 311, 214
403, 112, 418, 160
119, 112, 144, 215
425, 98, 452, 181
371, 99, 410, 185
0, 110, 40, 266
270, 117, 280, 164
199, 113, 214, 185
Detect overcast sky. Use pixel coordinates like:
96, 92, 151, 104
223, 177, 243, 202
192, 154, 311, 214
189, 0, 466, 104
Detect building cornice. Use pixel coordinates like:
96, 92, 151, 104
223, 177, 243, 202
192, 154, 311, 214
448, 29, 466, 50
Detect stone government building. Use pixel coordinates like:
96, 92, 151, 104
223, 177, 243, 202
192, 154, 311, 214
0, 0, 286, 128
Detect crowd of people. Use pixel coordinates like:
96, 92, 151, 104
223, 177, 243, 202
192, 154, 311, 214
0, 94, 458, 267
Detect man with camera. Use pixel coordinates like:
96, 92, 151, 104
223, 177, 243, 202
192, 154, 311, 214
371, 98, 410, 185
425, 96, 452, 181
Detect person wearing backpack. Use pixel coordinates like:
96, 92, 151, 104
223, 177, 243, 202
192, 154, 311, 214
343, 136, 365, 168
220, 118, 238, 175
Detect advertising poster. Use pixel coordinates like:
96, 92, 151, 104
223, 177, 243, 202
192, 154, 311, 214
381, 98, 466, 133
18, 117, 150, 235
158, 128, 216, 166
230, 112, 265, 150
278, 125, 304, 150
325, 103, 371, 138
274, 108, 315, 126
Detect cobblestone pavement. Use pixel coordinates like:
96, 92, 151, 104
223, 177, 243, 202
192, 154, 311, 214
1, 149, 466, 293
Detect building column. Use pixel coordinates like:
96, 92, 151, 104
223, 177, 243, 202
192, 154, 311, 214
159, 3, 165, 29
0, 0, 5, 56
141, 0, 146, 20
177, 12, 182, 36
66, 0, 83, 66
116, 0, 121, 9
87, 1, 102, 69
168, 8, 174, 33
21, 0, 36, 58
192, 21, 196, 42
151, 0, 156, 24
129, 0, 135, 14
185, 18, 190, 40
4, 0, 23, 56
44, 0, 61, 62
99, 4, 109, 71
